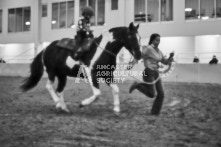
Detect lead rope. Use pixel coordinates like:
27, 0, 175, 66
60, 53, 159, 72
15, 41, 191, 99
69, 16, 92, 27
126, 50, 175, 85
94, 41, 162, 85
127, 59, 162, 85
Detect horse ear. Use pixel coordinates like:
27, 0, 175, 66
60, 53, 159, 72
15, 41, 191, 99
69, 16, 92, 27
95, 35, 103, 44
136, 24, 140, 30
129, 22, 135, 30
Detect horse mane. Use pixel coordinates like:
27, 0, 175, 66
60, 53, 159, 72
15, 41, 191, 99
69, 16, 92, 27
109, 27, 128, 40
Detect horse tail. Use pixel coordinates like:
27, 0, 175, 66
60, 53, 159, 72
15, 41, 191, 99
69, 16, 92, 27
21, 51, 44, 92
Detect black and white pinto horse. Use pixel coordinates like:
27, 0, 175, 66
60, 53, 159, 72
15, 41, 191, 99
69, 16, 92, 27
21, 22, 141, 113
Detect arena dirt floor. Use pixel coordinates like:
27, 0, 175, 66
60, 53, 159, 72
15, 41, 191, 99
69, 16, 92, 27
0, 76, 221, 147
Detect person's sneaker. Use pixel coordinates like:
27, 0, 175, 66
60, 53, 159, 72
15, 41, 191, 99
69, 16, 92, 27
129, 81, 138, 93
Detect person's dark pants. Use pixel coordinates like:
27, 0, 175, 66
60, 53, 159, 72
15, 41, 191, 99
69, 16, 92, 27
134, 68, 165, 115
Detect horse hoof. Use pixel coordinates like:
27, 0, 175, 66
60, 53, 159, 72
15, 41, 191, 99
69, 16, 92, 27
55, 105, 70, 113
62, 108, 70, 113
113, 107, 120, 113
55, 102, 62, 109
58, 108, 70, 113
79, 104, 84, 108
114, 111, 120, 116
55, 106, 61, 111
55, 107, 64, 113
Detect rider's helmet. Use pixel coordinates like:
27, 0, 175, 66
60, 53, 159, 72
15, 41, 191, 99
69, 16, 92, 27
82, 6, 94, 18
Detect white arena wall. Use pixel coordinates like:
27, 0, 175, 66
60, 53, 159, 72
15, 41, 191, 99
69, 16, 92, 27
0, 0, 221, 63
1, 35, 221, 64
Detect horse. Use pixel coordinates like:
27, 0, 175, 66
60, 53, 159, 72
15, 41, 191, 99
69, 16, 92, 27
77, 22, 141, 114
21, 22, 141, 113
21, 35, 103, 112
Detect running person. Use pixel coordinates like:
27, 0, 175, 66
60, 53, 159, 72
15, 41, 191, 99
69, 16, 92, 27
129, 33, 174, 115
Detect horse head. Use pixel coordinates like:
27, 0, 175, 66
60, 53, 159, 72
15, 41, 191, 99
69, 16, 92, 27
109, 22, 141, 61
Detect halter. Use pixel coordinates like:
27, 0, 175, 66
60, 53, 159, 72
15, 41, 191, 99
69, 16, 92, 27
94, 31, 142, 61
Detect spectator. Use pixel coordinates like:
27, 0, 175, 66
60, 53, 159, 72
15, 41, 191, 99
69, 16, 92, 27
0, 58, 6, 63
209, 55, 218, 64
193, 56, 199, 63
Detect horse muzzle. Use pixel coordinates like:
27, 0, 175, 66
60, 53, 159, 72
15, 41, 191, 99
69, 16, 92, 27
73, 51, 83, 61
132, 49, 141, 60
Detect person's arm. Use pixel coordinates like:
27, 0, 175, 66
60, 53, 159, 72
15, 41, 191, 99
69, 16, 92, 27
78, 19, 83, 29
161, 51, 174, 65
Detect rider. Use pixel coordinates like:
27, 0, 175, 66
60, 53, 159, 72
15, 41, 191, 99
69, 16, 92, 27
74, 6, 94, 59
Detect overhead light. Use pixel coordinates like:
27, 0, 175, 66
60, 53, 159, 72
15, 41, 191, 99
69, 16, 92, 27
71, 24, 75, 28
139, 11, 143, 14
52, 20, 56, 24
25, 21, 31, 25
185, 8, 192, 12
201, 16, 209, 20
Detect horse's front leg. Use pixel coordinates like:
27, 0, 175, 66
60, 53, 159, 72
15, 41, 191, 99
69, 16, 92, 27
46, 79, 62, 109
80, 67, 101, 107
110, 83, 120, 114
56, 91, 69, 113
56, 76, 69, 113
80, 86, 101, 106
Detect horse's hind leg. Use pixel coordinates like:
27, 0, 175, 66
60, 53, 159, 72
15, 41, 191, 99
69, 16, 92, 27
45, 72, 61, 110
56, 75, 69, 112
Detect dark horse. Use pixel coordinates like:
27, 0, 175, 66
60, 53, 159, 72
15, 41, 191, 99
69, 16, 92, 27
78, 22, 141, 114
21, 22, 141, 113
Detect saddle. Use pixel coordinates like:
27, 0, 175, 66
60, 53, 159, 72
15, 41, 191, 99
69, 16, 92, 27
56, 38, 77, 51
56, 37, 94, 52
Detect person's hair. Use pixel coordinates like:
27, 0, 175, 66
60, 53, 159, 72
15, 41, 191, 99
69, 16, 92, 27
82, 6, 94, 17
148, 33, 160, 45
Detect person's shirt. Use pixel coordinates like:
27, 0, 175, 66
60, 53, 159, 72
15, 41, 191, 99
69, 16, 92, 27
142, 45, 169, 71
77, 17, 91, 33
